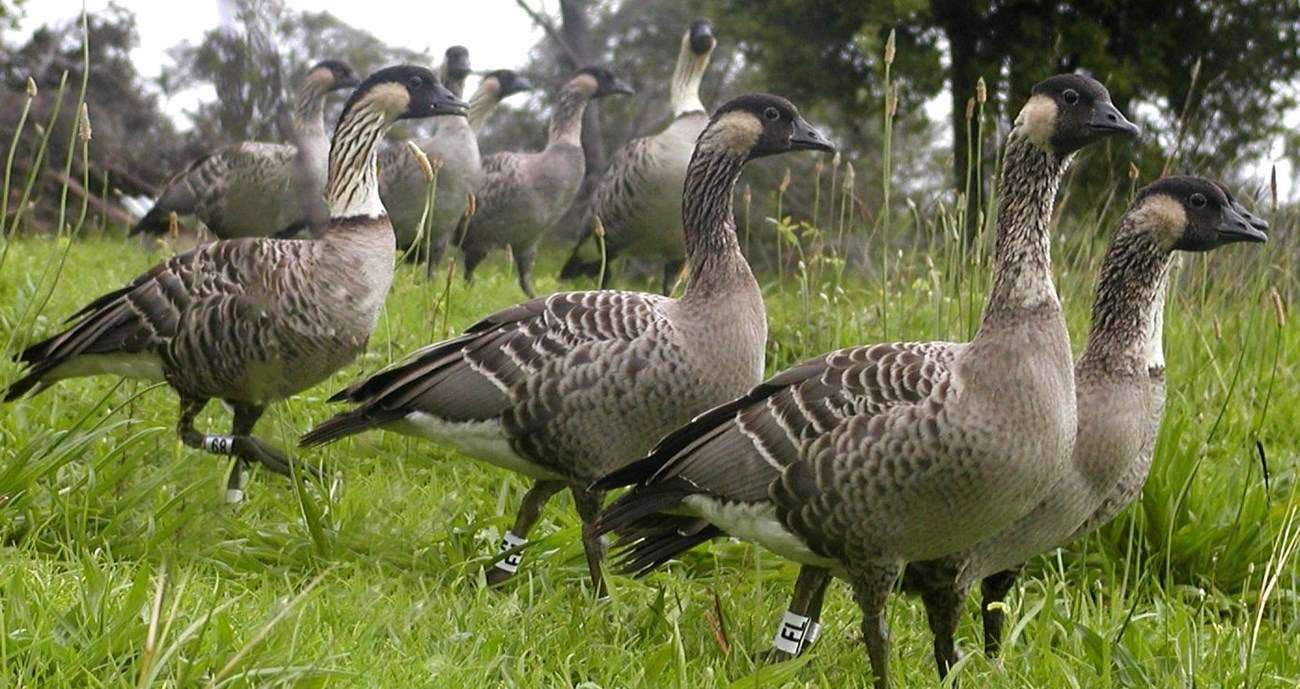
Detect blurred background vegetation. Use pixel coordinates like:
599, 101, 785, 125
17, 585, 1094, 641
2, 0, 1298, 248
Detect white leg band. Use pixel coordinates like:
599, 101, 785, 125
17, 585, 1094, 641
772, 609, 813, 655
225, 488, 244, 504
204, 435, 235, 454
805, 621, 822, 648
493, 531, 528, 573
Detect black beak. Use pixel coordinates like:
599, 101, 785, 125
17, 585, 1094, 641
430, 84, 470, 118
607, 78, 637, 97
339, 72, 361, 89
1232, 200, 1270, 232
1087, 100, 1141, 138
790, 116, 835, 153
1218, 204, 1269, 244
506, 75, 534, 96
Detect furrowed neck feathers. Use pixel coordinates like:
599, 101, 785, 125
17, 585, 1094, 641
678, 135, 751, 302
980, 134, 1069, 328
325, 103, 390, 219
1078, 225, 1171, 376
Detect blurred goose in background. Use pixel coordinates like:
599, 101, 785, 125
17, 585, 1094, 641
301, 94, 834, 595
456, 66, 635, 297
561, 19, 717, 294
130, 59, 360, 239
7, 66, 467, 503
594, 74, 1140, 688
378, 53, 534, 268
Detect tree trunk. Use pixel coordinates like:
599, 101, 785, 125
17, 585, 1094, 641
553, 0, 605, 241
935, 0, 986, 245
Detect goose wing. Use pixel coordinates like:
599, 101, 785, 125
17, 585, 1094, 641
300, 289, 672, 447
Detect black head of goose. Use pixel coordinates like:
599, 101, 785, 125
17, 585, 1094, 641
467, 69, 535, 133
129, 58, 362, 239
560, 18, 718, 294
898, 175, 1266, 680
439, 45, 472, 99
6, 66, 466, 504
457, 65, 635, 297
301, 94, 833, 595
592, 73, 1137, 688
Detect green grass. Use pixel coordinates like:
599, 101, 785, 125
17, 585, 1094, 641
1, 212, 1296, 687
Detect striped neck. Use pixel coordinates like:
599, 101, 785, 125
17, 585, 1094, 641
325, 104, 391, 219
1078, 226, 1171, 375
467, 79, 501, 133
547, 84, 593, 147
670, 40, 709, 117
679, 139, 751, 302
292, 77, 330, 146
979, 134, 1069, 327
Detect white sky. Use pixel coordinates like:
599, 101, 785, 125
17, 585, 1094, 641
13, 0, 545, 122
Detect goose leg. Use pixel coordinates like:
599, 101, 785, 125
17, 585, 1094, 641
176, 395, 250, 502
571, 486, 609, 598
513, 243, 539, 298
851, 565, 901, 689
486, 479, 566, 587
766, 565, 832, 661
919, 579, 967, 681
980, 566, 1021, 658
227, 403, 322, 498
660, 258, 684, 296
462, 248, 488, 284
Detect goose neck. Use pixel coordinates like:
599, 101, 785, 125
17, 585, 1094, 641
292, 79, 329, 145
548, 85, 592, 147
1078, 227, 1171, 375
670, 43, 708, 117
679, 145, 751, 301
981, 134, 1069, 326
466, 82, 500, 133
324, 105, 390, 220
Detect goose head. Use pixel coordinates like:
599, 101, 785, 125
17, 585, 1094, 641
1211, 180, 1270, 232
703, 93, 835, 161
307, 59, 361, 91
340, 65, 469, 125
441, 46, 472, 83
688, 18, 716, 56
1015, 73, 1140, 154
1131, 175, 1268, 252
485, 69, 535, 99
574, 65, 636, 99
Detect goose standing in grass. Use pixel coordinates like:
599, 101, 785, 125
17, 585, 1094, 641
560, 19, 717, 294
130, 59, 361, 239
300, 94, 834, 594
456, 66, 636, 297
895, 176, 1268, 679
6, 66, 467, 503
593, 74, 1139, 688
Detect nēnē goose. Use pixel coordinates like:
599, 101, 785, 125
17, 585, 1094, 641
300, 94, 834, 594
457, 66, 636, 297
560, 19, 717, 294
896, 176, 1268, 679
130, 59, 361, 239
593, 74, 1139, 688
378, 57, 534, 262
467, 69, 535, 134
7, 66, 468, 503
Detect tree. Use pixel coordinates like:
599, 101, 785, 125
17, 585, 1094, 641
0, 4, 183, 233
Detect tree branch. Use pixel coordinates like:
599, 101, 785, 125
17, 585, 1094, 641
513, 0, 581, 66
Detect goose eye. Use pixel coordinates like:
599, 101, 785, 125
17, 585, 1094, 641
1189, 193, 1207, 208
1062, 89, 1079, 105
407, 76, 424, 90
763, 106, 780, 121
